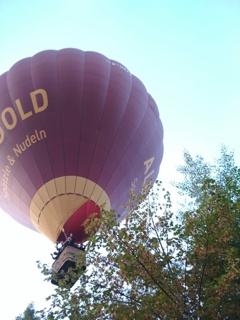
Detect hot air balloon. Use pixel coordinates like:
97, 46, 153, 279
0, 48, 163, 285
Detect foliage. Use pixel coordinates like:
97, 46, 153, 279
173, 145, 240, 206
15, 303, 41, 320
39, 146, 239, 319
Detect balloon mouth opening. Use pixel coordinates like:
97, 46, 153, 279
57, 199, 101, 244
29, 176, 111, 243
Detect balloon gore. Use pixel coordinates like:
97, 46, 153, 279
0, 48, 164, 243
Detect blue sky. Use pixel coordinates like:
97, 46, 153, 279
0, 1, 239, 318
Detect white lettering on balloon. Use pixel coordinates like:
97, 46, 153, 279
0, 89, 48, 144
13, 129, 47, 158
1, 128, 47, 200
143, 157, 155, 186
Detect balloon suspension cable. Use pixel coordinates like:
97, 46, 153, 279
62, 228, 68, 240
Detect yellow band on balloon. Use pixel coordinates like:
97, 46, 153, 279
29, 176, 110, 243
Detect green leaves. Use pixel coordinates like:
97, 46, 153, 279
38, 147, 240, 319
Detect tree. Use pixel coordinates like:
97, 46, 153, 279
39, 147, 239, 319
173, 145, 240, 206
15, 303, 42, 320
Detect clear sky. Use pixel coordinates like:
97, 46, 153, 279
0, 1, 239, 319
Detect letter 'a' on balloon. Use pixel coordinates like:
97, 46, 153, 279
0, 48, 164, 246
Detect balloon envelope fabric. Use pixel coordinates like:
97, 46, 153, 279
0, 48, 164, 243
